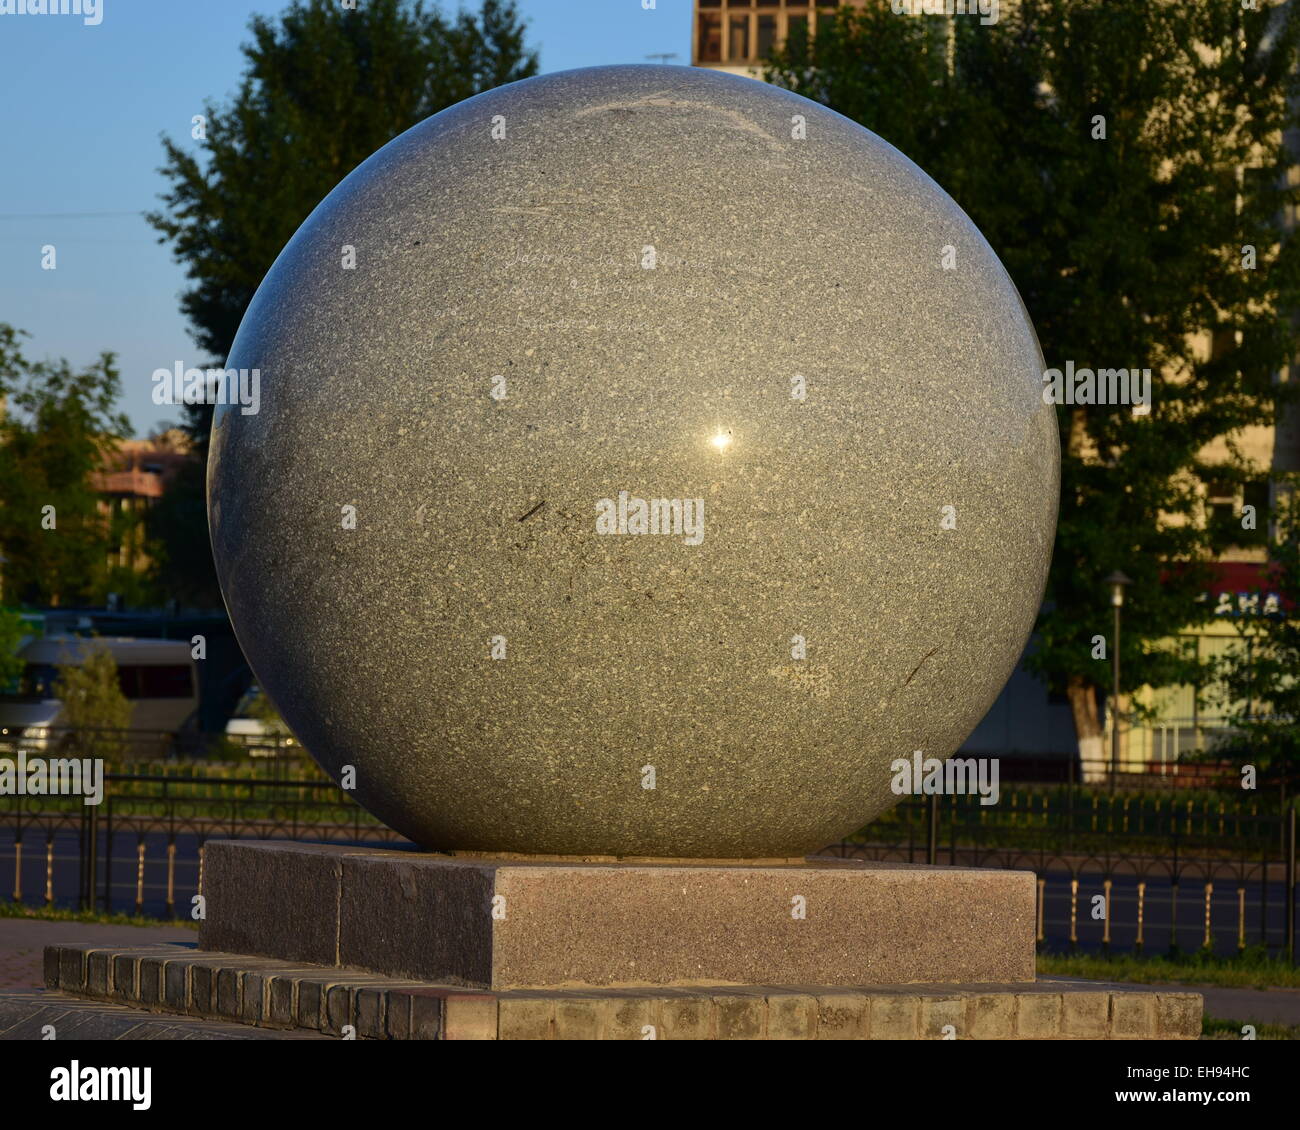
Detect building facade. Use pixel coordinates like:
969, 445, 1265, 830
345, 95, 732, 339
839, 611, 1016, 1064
693, 0, 849, 75
690, 0, 1300, 771
92, 429, 195, 574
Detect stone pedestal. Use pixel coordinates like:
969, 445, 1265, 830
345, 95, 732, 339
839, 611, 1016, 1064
0, 840, 1204, 1040
197, 842, 1035, 989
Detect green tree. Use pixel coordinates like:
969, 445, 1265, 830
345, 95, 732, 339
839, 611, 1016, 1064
144, 458, 222, 609
1212, 484, 1300, 781
0, 324, 132, 607
767, 1, 1300, 769
143, 0, 536, 609
147, 0, 538, 405
53, 642, 132, 760
0, 608, 26, 689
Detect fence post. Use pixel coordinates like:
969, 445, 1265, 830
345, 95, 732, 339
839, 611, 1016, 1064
1261, 799, 1270, 947
1066, 756, 1075, 856
1169, 799, 1180, 954
1287, 804, 1296, 966
103, 799, 113, 914
88, 797, 100, 912
77, 804, 87, 910
926, 792, 938, 866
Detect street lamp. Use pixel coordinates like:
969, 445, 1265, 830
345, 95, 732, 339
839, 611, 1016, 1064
1104, 571, 1133, 780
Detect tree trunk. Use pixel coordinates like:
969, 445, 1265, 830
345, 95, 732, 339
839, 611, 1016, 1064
1066, 674, 1105, 782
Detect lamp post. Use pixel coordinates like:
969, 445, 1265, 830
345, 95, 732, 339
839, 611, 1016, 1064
1105, 571, 1133, 781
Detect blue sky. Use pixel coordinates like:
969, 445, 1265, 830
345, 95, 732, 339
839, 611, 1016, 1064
0, 0, 694, 435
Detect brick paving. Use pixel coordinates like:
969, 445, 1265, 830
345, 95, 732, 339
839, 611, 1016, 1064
0, 919, 194, 991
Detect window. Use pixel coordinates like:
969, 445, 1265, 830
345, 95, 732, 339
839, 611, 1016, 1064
119, 665, 194, 700
1243, 479, 1269, 518
698, 13, 722, 61
9, 663, 59, 699
729, 15, 750, 60
1241, 479, 1270, 545
758, 14, 777, 57
1205, 479, 1236, 532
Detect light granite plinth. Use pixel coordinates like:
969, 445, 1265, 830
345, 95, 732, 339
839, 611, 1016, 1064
196, 841, 1035, 990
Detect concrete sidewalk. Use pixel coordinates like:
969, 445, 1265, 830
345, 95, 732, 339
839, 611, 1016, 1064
0, 919, 195, 992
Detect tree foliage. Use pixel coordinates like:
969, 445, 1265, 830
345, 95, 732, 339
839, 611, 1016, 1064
147, 0, 538, 382
0, 324, 131, 607
1213, 485, 1300, 778
143, 0, 537, 609
53, 643, 132, 731
53, 642, 133, 760
767, 0, 1300, 757
0, 607, 26, 689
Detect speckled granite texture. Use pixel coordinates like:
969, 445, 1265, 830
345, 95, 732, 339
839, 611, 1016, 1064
209, 64, 1059, 856
196, 842, 1035, 990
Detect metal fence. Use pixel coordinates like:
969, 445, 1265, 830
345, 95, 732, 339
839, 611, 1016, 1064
825, 785, 1298, 961
0, 774, 398, 918
0, 757, 1296, 960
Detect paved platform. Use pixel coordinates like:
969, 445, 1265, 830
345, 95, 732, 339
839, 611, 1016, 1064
11, 941, 1202, 1040
0, 989, 328, 1040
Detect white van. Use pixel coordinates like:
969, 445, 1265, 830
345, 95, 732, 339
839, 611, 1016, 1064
0, 637, 199, 752
224, 685, 298, 756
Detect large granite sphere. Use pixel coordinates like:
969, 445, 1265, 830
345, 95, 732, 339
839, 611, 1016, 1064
209, 65, 1058, 858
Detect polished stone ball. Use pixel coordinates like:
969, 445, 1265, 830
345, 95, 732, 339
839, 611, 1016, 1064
209, 65, 1058, 857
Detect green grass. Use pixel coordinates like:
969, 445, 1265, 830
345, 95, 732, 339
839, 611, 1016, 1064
0, 897, 197, 929
1203, 1015, 1300, 1040
1038, 948, 1300, 989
